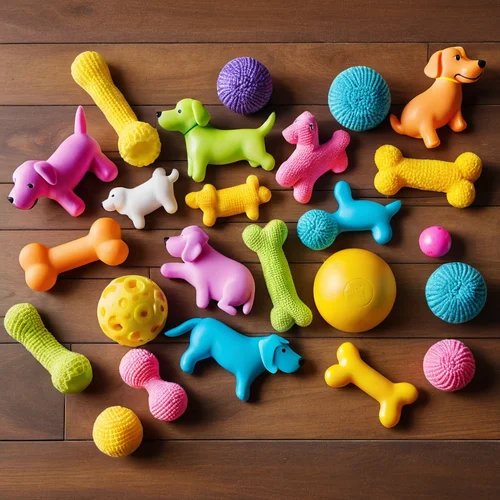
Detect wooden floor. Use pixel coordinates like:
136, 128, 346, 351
1, 1, 499, 499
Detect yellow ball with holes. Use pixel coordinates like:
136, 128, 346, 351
97, 275, 168, 347
93, 406, 143, 457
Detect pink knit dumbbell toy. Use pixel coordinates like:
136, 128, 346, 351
119, 349, 188, 421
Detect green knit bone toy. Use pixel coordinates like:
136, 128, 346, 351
4, 303, 93, 394
243, 219, 313, 332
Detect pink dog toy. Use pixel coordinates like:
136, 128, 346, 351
119, 349, 188, 422
423, 339, 475, 391
161, 226, 255, 316
276, 111, 350, 204
8, 106, 117, 216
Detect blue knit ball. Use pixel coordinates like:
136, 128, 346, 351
328, 66, 391, 131
297, 210, 339, 250
425, 262, 487, 324
217, 57, 273, 115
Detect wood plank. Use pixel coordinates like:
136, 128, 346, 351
0, 344, 64, 439
2, 0, 500, 44
0, 44, 429, 105
64, 339, 500, 439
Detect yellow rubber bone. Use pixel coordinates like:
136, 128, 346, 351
374, 145, 482, 208
185, 175, 272, 227
71, 51, 161, 167
325, 342, 418, 428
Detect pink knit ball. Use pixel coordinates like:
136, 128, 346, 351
120, 349, 188, 421
419, 226, 452, 258
423, 340, 475, 391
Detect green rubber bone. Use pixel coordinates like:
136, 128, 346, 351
243, 220, 313, 332
157, 98, 276, 182
4, 303, 93, 394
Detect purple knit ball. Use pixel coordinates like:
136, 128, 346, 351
217, 57, 273, 115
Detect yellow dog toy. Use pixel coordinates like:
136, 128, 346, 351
325, 342, 418, 428
374, 145, 482, 208
71, 51, 161, 167
185, 175, 271, 227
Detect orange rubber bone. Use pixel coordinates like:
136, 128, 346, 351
20, 218, 129, 292
324, 342, 418, 428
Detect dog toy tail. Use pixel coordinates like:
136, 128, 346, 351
258, 112, 276, 137
385, 199, 402, 218
164, 318, 203, 337
389, 114, 404, 135
74, 106, 87, 135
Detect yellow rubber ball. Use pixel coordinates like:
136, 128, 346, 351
97, 275, 168, 347
93, 406, 143, 457
314, 248, 396, 333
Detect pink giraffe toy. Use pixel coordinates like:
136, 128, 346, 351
8, 106, 117, 216
119, 349, 188, 422
276, 111, 350, 204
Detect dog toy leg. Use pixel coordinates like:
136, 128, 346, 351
71, 51, 161, 167
91, 152, 119, 182
448, 108, 467, 132
57, 190, 86, 217
235, 373, 253, 401
4, 303, 93, 394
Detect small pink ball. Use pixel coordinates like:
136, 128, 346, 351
423, 339, 475, 391
419, 226, 452, 257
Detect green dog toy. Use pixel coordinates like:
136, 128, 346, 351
243, 220, 313, 332
157, 98, 276, 182
4, 303, 93, 394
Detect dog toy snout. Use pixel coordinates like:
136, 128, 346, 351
119, 349, 188, 421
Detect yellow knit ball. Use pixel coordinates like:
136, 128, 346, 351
93, 406, 143, 458
97, 275, 168, 347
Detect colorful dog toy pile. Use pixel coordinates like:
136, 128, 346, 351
4, 46, 489, 455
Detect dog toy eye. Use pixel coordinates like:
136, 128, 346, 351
111, 194, 115, 197
309, 123, 314, 131
282, 348, 286, 353
455, 54, 461, 61
177, 109, 182, 114
27, 183, 33, 188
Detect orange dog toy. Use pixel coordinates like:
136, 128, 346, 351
20, 218, 129, 292
390, 47, 486, 148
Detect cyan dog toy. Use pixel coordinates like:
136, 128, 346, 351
165, 318, 302, 401
297, 181, 402, 250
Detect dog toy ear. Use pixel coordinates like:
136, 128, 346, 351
259, 335, 289, 374
192, 100, 211, 127
424, 50, 443, 79
34, 161, 57, 185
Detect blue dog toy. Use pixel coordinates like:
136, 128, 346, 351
297, 181, 401, 250
164, 318, 302, 401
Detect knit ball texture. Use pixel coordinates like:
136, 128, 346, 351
423, 339, 475, 391
426, 262, 487, 324
297, 210, 339, 250
328, 66, 391, 131
217, 57, 273, 115
93, 406, 143, 457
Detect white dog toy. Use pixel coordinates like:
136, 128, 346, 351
102, 168, 179, 229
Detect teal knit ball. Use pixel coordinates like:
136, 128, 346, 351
297, 210, 338, 250
328, 66, 391, 131
425, 263, 487, 324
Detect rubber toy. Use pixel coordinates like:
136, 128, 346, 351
297, 181, 401, 250
93, 406, 143, 457
102, 168, 179, 229
325, 342, 418, 428
314, 249, 396, 333
185, 175, 271, 227
419, 226, 452, 258
423, 339, 475, 392
161, 226, 255, 316
374, 145, 482, 209
165, 318, 302, 401
71, 51, 161, 167
4, 303, 93, 394
276, 111, 350, 204
243, 220, 312, 332
97, 275, 168, 347
20, 218, 128, 292
8, 106, 117, 216
390, 47, 486, 148
119, 349, 188, 421
328, 67, 391, 131
217, 57, 273, 115
157, 98, 275, 182
425, 262, 486, 324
